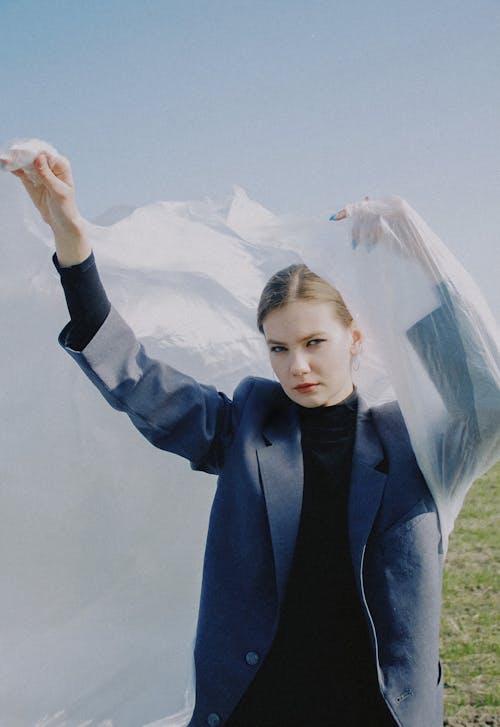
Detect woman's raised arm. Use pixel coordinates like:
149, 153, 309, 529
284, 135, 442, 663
3, 143, 235, 474
332, 197, 500, 543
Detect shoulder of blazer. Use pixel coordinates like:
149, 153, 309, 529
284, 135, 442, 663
365, 399, 422, 476
233, 375, 283, 401
366, 400, 436, 530
369, 400, 411, 450
232, 376, 286, 425
191, 377, 285, 473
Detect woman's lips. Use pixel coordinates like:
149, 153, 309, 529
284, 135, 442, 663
294, 383, 319, 393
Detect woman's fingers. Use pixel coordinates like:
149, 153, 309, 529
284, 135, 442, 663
45, 153, 74, 185
329, 209, 347, 221
33, 153, 64, 193
11, 169, 55, 226
329, 198, 383, 249
11, 167, 42, 205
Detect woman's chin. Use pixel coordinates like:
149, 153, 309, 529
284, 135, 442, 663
287, 388, 326, 408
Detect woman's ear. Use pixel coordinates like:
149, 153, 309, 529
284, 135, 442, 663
349, 326, 363, 355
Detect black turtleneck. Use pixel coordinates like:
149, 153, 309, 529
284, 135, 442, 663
227, 391, 395, 726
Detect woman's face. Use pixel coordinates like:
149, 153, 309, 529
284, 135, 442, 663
262, 300, 362, 408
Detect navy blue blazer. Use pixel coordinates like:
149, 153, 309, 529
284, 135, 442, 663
59, 282, 499, 727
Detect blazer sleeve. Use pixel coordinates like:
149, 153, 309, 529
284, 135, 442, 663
59, 305, 235, 475
407, 281, 500, 445
403, 279, 500, 537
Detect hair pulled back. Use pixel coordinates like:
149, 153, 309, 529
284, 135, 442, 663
257, 263, 353, 333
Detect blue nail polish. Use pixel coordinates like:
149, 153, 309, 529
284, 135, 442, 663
351, 239, 357, 249
329, 212, 338, 221
0, 161, 5, 169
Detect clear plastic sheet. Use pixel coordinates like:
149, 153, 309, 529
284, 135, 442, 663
0, 138, 59, 184
0, 171, 297, 727
299, 197, 500, 547
1, 143, 499, 724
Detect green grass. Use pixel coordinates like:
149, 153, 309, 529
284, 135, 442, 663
441, 462, 500, 726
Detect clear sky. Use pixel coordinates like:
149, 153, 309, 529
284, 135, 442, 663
1, 0, 499, 305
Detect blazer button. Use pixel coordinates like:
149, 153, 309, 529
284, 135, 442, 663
245, 650, 260, 666
207, 713, 221, 727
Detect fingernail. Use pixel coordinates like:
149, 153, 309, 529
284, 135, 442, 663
351, 239, 357, 249
329, 212, 338, 221
0, 160, 5, 169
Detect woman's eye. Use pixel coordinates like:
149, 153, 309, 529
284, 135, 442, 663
270, 346, 286, 353
307, 339, 325, 347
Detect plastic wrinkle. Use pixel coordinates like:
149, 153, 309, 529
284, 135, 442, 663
334, 196, 500, 546
0, 138, 60, 184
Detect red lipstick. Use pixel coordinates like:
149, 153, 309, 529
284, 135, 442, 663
294, 383, 318, 393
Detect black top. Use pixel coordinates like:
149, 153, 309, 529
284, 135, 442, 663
54, 253, 394, 726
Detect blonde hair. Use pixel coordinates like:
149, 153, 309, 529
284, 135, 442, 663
257, 263, 353, 333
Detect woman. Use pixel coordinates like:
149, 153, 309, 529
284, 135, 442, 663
12, 151, 499, 727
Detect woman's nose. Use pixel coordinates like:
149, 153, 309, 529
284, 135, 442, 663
290, 352, 311, 376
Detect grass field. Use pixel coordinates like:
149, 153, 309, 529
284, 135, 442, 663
441, 462, 499, 726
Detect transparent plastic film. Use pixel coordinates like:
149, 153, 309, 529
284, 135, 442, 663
0, 166, 291, 726
2, 136, 499, 722
330, 197, 500, 546
0, 138, 60, 184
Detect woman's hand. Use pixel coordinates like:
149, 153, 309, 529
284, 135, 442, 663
11, 152, 91, 266
329, 196, 440, 278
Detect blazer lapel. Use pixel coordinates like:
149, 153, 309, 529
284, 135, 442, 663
256, 401, 303, 606
256, 394, 387, 606
348, 399, 387, 590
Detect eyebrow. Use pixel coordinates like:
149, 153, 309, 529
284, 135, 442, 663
266, 332, 328, 346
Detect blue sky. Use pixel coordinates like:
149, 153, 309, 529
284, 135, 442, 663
1, 0, 499, 305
